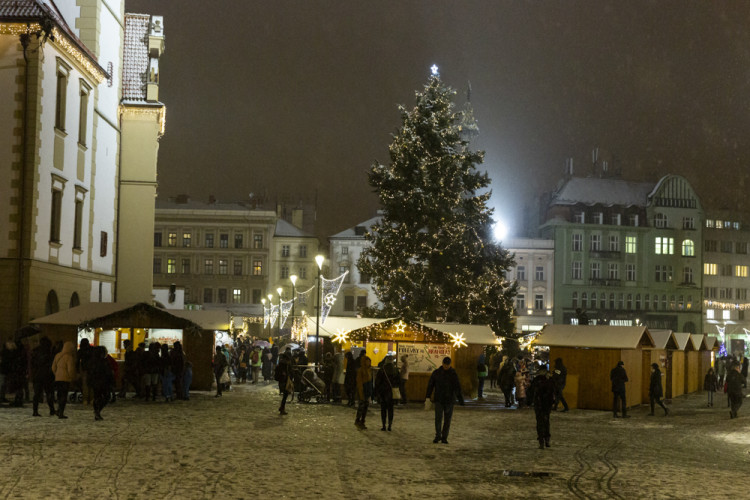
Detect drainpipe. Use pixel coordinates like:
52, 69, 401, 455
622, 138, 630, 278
17, 33, 31, 334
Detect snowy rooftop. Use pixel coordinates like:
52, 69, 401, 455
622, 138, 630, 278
122, 13, 151, 101
534, 325, 655, 349
275, 219, 316, 238
330, 214, 383, 239
155, 198, 275, 215
647, 329, 679, 350
551, 177, 655, 207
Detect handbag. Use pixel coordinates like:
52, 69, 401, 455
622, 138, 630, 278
219, 368, 230, 384
285, 374, 294, 393
385, 370, 400, 400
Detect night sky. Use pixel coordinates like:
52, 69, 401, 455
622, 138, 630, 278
125, 0, 750, 240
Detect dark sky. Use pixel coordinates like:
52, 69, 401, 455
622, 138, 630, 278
126, 0, 750, 240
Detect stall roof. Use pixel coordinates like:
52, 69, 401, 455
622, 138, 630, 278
705, 336, 719, 351
647, 329, 679, 350
533, 325, 655, 349
168, 309, 231, 331
690, 334, 708, 351
306, 317, 393, 337
422, 322, 497, 345
673, 333, 694, 351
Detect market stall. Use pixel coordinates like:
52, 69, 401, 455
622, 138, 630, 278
641, 329, 679, 404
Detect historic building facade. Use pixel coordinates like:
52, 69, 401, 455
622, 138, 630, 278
505, 238, 555, 335
540, 174, 704, 333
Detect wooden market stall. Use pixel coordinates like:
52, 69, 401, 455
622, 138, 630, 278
310, 316, 497, 400
701, 336, 719, 378
29, 302, 230, 391
641, 329, 678, 404
533, 325, 655, 411
670, 333, 692, 399
686, 334, 708, 394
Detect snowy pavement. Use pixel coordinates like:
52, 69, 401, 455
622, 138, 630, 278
0, 383, 746, 499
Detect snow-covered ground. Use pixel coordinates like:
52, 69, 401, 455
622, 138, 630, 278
0, 383, 745, 499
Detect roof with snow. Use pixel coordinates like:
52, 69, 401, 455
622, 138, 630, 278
673, 333, 694, 351
330, 215, 382, 239
155, 198, 275, 214
275, 218, 316, 238
647, 329, 679, 350
551, 177, 655, 207
122, 13, 151, 102
534, 325, 655, 349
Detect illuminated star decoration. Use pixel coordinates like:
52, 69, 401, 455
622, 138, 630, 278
324, 293, 337, 307
430, 64, 439, 76
449, 332, 467, 349
333, 329, 350, 344
394, 320, 407, 333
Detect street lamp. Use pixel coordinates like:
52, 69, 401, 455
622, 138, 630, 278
290, 274, 298, 332
277, 286, 283, 337
268, 293, 273, 338
261, 298, 267, 337
315, 254, 325, 364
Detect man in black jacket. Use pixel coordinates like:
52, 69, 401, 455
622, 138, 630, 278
552, 358, 569, 412
425, 357, 464, 444
531, 365, 556, 448
610, 360, 629, 418
727, 362, 744, 419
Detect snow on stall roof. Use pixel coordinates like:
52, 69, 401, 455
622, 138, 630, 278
305, 316, 392, 337
552, 177, 655, 207
673, 332, 694, 351
647, 329, 679, 350
168, 309, 231, 331
690, 333, 708, 351
705, 336, 719, 351
422, 322, 497, 345
122, 13, 150, 101
534, 324, 655, 349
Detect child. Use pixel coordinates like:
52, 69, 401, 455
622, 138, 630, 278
704, 367, 718, 407
182, 361, 193, 400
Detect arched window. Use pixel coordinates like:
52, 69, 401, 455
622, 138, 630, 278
600, 293, 606, 310
683, 321, 696, 334
572, 292, 578, 309
653, 295, 659, 311
682, 239, 695, 257
69, 292, 80, 308
581, 292, 588, 309
662, 294, 667, 310
45, 290, 59, 315
670, 295, 676, 310
627, 294, 633, 310
644, 294, 650, 311
609, 293, 615, 310
590, 292, 597, 310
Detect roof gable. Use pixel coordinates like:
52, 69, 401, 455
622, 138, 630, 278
534, 325, 655, 349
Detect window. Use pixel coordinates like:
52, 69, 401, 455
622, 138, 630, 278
626, 263, 636, 281
342, 247, 349, 255
205, 233, 214, 248
737, 288, 748, 300
154, 232, 162, 247
281, 265, 289, 279
590, 262, 601, 279
723, 309, 731, 320
655, 265, 673, 282
168, 232, 177, 247
253, 259, 263, 276
234, 234, 243, 249
166, 258, 176, 274
252, 289, 261, 304
706, 309, 715, 320
683, 266, 693, 284
572, 261, 582, 280
590, 234, 601, 251
721, 240, 733, 253
204, 259, 214, 274
600, 293, 606, 310
635, 294, 641, 310
609, 235, 619, 252
737, 265, 749, 278
182, 258, 191, 274
516, 294, 525, 311
581, 291, 587, 309
299, 245, 307, 258
356, 296, 367, 310
182, 232, 191, 247
610, 214, 621, 226
78, 81, 90, 146
153, 258, 161, 274
652, 295, 658, 311
682, 217, 695, 229
608, 263, 619, 280
571, 292, 578, 309
644, 294, 650, 311
282, 245, 290, 257
50, 187, 63, 243
629, 214, 639, 227
73, 196, 83, 250
593, 212, 603, 224
233, 289, 242, 304
655, 237, 674, 255
219, 234, 229, 248
535, 266, 544, 281
218, 259, 228, 275
344, 296, 355, 311
610, 293, 616, 310
720, 288, 732, 300
299, 267, 307, 279
681, 239, 694, 257
253, 234, 263, 249
627, 294, 632, 310
721, 264, 732, 276
706, 220, 715, 228
654, 213, 668, 228
590, 292, 597, 309
737, 242, 748, 254
55, 62, 68, 130
704, 263, 717, 275
716, 220, 724, 229
572, 234, 583, 252
535, 294, 544, 310
360, 272, 371, 284
340, 266, 350, 283
517, 266, 526, 281
202, 288, 213, 303
574, 212, 585, 223
100, 231, 108, 257
704, 240, 717, 252
625, 236, 637, 254
234, 260, 242, 276
218, 289, 227, 304
704, 287, 717, 299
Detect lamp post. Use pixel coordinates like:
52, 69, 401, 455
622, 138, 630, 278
267, 293, 273, 339
315, 254, 325, 365
261, 298, 267, 337
290, 274, 297, 320
277, 286, 283, 337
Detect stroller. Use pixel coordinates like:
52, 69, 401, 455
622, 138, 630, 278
298, 368, 327, 403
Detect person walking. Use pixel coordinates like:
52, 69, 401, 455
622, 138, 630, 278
610, 360, 629, 418
552, 358, 569, 412
77, 338, 93, 406
250, 347, 261, 385
355, 355, 373, 429
704, 367, 719, 408
170, 341, 186, 399
488, 351, 501, 389
399, 354, 409, 405
344, 351, 357, 407
514, 367, 528, 408
90, 346, 115, 421
213, 346, 228, 397
727, 362, 744, 419
648, 363, 669, 416
530, 365, 555, 448
159, 344, 175, 402
425, 356, 464, 444
498, 357, 516, 407
332, 351, 345, 403
30, 337, 56, 417
51, 341, 76, 420
374, 356, 400, 431
476, 353, 488, 400
274, 353, 293, 415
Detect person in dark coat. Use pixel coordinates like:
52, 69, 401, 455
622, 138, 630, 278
322, 352, 335, 401
610, 360, 629, 418
727, 362, 744, 419
118, 340, 138, 398
77, 338, 93, 405
89, 346, 115, 420
425, 357, 464, 444
704, 367, 719, 408
374, 357, 400, 431
213, 346, 228, 397
498, 357, 516, 407
30, 337, 56, 417
170, 341, 186, 399
552, 358, 569, 412
648, 363, 669, 416
530, 365, 556, 448
476, 353, 488, 399
274, 353, 293, 415
355, 356, 373, 429
344, 351, 357, 407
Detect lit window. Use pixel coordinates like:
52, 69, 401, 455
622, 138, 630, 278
736, 265, 748, 278
168, 233, 177, 247
706, 309, 714, 319
253, 259, 263, 276
655, 237, 674, 255
218, 259, 228, 275
681, 239, 694, 257
723, 310, 731, 320
703, 263, 717, 275
182, 233, 191, 247
625, 236, 637, 254
167, 258, 176, 274
233, 289, 242, 304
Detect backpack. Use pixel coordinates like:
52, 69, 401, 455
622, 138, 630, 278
251, 351, 259, 364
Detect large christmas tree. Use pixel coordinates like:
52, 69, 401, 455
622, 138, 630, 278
358, 69, 517, 335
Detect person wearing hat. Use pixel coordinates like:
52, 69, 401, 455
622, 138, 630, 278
425, 357, 464, 444
530, 365, 556, 448
610, 360, 630, 418
648, 362, 669, 416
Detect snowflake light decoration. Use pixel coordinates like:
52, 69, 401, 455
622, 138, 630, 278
394, 320, 407, 333
324, 293, 337, 307
449, 331, 467, 349
333, 329, 350, 344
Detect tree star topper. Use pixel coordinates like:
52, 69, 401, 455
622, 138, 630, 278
333, 329, 350, 344
430, 64, 439, 76
449, 331, 467, 349
394, 320, 407, 333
